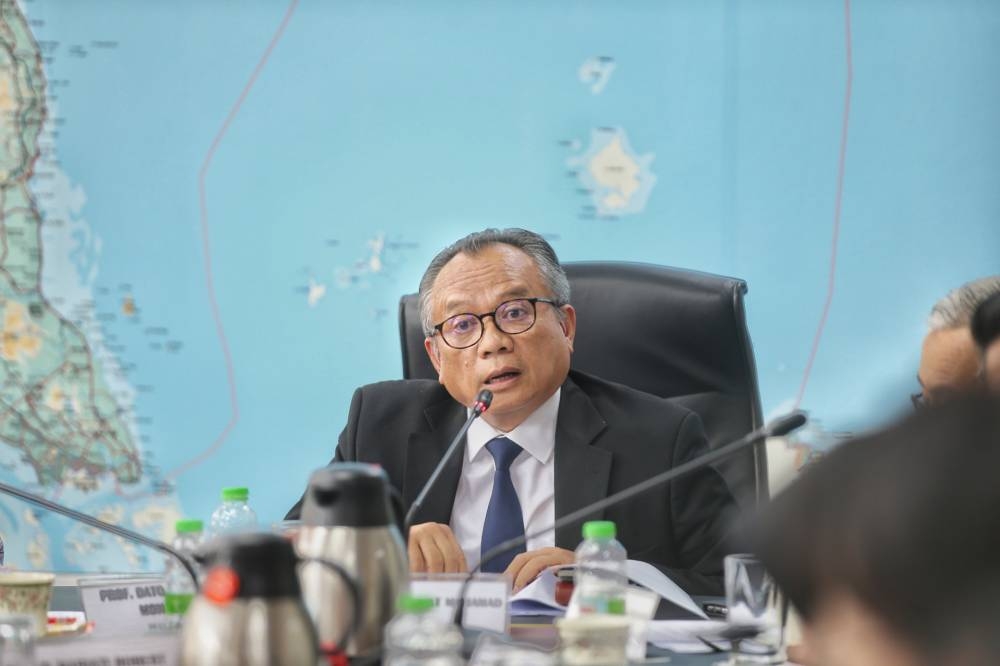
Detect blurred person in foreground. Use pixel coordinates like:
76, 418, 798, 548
287, 228, 737, 594
971, 291, 1000, 393
916, 275, 1000, 406
752, 398, 1000, 666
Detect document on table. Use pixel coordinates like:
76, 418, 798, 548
645, 619, 731, 653
509, 560, 708, 619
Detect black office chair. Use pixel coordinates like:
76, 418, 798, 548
398, 261, 767, 507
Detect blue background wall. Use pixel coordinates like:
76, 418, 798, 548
3, 0, 996, 568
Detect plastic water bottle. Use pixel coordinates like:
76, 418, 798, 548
164, 519, 203, 621
384, 595, 463, 665
574, 520, 627, 615
209, 487, 258, 536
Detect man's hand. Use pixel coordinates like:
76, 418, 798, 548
408, 522, 468, 574
504, 547, 575, 592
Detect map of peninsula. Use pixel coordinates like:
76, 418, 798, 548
0, 3, 140, 487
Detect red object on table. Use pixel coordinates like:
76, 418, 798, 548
554, 568, 575, 606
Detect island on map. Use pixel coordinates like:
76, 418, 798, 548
567, 127, 656, 219
0, 3, 140, 487
577, 56, 616, 95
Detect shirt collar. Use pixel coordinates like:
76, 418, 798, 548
466, 388, 561, 465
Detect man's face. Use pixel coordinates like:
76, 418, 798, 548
423, 244, 576, 431
917, 327, 981, 405
985, 340, 1000, 394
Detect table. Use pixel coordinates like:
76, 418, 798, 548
51, 578, 750, 665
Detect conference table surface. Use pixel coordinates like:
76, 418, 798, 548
510, 613, 734, 665
53, 578, 751, 664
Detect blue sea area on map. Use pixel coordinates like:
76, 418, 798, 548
7, 0, 1000, 571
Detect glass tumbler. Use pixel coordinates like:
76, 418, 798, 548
0, 615, 35, 666
724, 553, 786, 665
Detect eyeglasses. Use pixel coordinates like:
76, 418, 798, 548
432, 297, 559, 349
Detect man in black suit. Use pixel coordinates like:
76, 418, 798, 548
288, 228, 737, 595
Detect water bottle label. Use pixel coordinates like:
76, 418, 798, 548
579, 595, 626, 615
164, 593, 193, 615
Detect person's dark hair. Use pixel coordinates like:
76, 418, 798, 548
970, 291, 1000, 352
417, 228, 571, 337
752, 398, 1000, 662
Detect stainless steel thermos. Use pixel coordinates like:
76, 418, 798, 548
180, 532, 319, 666
294, 463, 409, 658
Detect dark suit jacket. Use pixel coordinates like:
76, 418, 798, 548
287, 370, 738, 595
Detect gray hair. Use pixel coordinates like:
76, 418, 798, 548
418, 228, 571, 337
928, 276, 1000, 331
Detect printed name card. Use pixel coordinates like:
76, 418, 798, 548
409, 573, 510, 634
79, 577, 175, 636
36, 631, 179, 666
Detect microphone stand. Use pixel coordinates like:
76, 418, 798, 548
404, 389, 492, 533
0, 480, 200, 586
452, 410, 808, 626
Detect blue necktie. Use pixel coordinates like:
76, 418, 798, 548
480, 436, 526, 573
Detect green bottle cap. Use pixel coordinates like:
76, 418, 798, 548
221, 487, 249, 501
397, 594, 435, 613
582, 520, 616, 540
164, 592, 194, 615
175, 519, 204, 534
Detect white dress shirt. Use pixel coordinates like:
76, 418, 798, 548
450, 389, 560, 569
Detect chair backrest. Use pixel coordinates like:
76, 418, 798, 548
398, 261, 767, 507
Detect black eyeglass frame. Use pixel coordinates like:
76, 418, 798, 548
432, 297, 560, 349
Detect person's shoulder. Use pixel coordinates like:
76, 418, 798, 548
352, 378, 452, 414
344, 379, 454, 435
567, 369, 695, 423
357, 378, 446, 400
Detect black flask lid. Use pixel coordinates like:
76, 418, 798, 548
199, 532, 301, 599
301, 462, 395, 528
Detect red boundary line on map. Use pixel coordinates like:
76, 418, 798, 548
164, 0, 300, 480
794, 0, 853, 409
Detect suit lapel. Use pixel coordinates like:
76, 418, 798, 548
554, 376, 611, 549
403, 396, 467, 526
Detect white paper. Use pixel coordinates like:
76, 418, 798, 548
469, 633, 559, 665
510, 568, 564, 616
623, 560, 708, 619
646, 619, 730, 653
509, 560, 707, 620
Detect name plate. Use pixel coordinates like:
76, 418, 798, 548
36, 631, 178, 666
409, 573, 510, 634
79, 577, 174, 636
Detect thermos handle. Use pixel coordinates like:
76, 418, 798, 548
299, 556, 363, 657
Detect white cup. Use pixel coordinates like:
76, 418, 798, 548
0, 573, 55, 636
0, 615, 36, 665
556, 615, 631, 666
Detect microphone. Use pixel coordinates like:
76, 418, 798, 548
452, 410, 808, 625
403, 389, 493, 534
0, 480, 200, 586
766, 411, 807, 438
